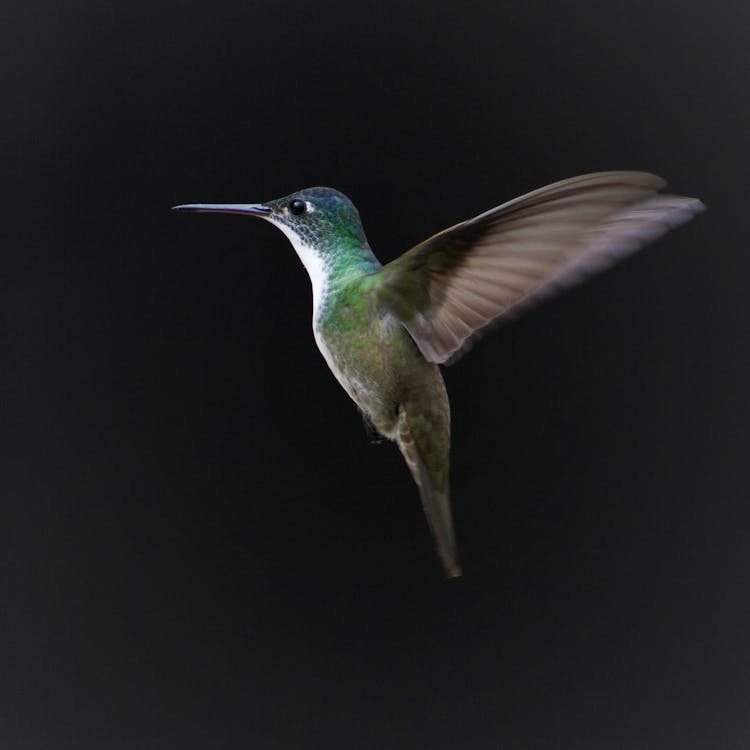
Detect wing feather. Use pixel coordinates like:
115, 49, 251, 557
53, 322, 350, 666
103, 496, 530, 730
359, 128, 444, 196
374, 172, 704, 364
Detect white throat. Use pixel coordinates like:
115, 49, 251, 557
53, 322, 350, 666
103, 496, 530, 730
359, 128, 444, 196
268, 219, 331, 322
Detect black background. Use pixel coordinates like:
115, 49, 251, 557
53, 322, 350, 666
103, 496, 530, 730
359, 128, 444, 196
4, 1, 749, 748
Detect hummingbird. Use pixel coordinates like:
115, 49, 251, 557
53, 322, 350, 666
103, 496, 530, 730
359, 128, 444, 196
174, 172, 703, 578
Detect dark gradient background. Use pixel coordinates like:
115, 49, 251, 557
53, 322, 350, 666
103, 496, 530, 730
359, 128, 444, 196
3, 1, 749, 748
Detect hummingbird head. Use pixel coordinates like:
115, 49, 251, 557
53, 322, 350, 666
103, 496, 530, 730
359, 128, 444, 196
173, 187, 378, 315
173, 187, 369, 255
264, 187, 369, 250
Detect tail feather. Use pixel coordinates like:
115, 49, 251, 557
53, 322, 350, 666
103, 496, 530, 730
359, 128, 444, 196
396, 408, 461, 578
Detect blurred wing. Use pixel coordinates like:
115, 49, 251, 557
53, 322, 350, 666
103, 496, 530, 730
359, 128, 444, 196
374, 172, 704, 364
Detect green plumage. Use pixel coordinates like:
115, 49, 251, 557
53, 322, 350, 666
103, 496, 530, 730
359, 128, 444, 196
174, 172, 703, 577
316, 276, 459, 576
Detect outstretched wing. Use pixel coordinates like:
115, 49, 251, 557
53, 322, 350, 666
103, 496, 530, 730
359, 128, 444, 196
374, 172, 704, 364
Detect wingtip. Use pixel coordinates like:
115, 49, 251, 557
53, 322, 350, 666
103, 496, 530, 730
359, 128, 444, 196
445, 563, 463, 579
657, 195, 707, 228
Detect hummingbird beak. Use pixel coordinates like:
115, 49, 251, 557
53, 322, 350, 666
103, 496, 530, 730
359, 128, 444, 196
172, 203, 272, 217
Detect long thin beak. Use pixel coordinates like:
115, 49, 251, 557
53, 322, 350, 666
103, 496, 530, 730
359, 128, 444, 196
172, 203, 272, 217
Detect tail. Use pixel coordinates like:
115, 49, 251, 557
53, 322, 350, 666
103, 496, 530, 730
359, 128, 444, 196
396, 406, 461, 578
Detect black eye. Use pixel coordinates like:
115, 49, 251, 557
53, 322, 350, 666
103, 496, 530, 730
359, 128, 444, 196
288, 199, 306, 215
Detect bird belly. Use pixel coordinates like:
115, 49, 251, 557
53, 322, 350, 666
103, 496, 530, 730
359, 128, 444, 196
312, 313, 409, 439
312, 327, 366, 405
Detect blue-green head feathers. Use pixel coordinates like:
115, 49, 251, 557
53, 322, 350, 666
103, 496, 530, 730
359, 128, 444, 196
266, 187, 370, 251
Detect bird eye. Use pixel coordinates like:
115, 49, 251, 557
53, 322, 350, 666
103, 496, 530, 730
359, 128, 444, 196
288, 199, 306, 215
